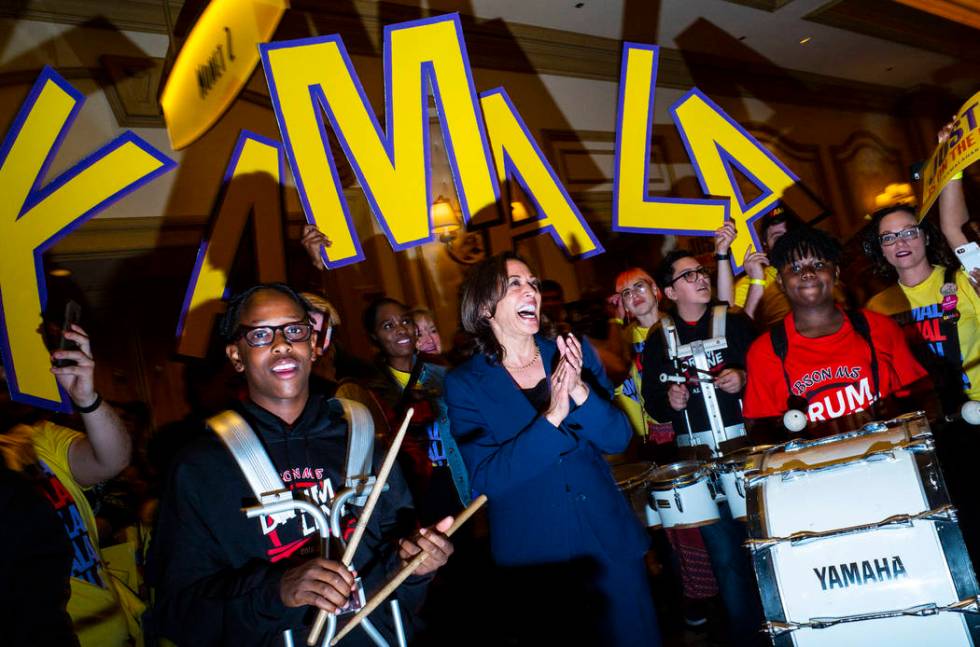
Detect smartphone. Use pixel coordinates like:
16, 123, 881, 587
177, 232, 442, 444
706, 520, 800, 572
910, 161, 924, 183
955, 242, 980, 276
53, 300, 81, 368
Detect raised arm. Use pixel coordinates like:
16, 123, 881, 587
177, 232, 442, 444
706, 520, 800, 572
715, 222, 736, 305
50, 324, 130, 487
937, 122, 971, 250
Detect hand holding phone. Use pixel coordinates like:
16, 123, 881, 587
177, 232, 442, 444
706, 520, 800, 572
53, 301, 81, 368
955, 242, 980, 276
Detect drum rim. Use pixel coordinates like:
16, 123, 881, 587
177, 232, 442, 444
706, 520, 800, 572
716, 445, 774, 470
650, 460, 709, 489
612, 461, 657, 489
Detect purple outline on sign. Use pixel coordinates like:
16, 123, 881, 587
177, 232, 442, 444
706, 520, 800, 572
0, 67, 175, 412
612, 43, 728, 237
174, 130, 283, 347
670, 87, 799, 273
482, 87, 604, 259
260, 13, 498, 268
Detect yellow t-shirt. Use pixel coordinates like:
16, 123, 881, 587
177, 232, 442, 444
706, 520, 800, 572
613, 323, 673, 443
389, 366, 411, 389
866, 265, 980, 401
733, 265, 789, 328
29, 421, 131, 647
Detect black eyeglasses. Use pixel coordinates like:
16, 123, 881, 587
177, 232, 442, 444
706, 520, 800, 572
879, 226, 920, 247
235, 322, 314, 347
669, 267, 710, 286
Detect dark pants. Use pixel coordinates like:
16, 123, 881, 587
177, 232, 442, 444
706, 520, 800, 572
700, 503, 765, 646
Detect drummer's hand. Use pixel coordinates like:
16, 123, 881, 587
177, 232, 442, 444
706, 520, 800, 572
714, 368, 745, 394
398, 516, 454, 576
667, 383, 689, 411
301, 224, 332, 270
545, 361, 572, 427
557, 334, 589, 405
280, 558, 354, 613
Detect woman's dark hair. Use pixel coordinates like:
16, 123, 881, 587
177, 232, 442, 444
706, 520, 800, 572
769, 225, 842, 270
218, 283, 313, 343
361, 297, 409, 344
656, 250, 696, 292
459, 251, 538, 362
861, 204, 954, 279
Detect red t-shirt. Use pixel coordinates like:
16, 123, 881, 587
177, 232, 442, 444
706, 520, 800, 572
743, 308, 927, 422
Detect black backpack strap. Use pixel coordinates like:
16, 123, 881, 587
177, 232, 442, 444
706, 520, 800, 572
769, 319, 795, 403
845, 309, 880, 400
940, 265, 964, 373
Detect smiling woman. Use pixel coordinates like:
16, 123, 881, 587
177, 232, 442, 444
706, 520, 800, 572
445, 252, 661, 646
358, 297, 469, 526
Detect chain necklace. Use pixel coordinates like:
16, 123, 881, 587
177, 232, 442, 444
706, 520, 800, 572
504, 344, 540, 371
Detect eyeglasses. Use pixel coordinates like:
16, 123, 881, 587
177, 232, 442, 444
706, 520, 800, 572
669, 267, 710, 286
620, 281, 654, 300
235, 322, 314, 347
879, 226, 920, 247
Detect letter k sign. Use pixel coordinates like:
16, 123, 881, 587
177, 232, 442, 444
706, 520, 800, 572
0, 68, 175, 412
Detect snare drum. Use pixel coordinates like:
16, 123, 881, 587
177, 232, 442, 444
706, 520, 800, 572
715, 446, 771, 521
745, 412, 980, 646
612, 462, 662, 529
649, 461, 719, 529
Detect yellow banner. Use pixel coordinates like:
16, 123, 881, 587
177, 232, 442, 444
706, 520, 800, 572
161, 0, 288, 150
920, 90, 980, 218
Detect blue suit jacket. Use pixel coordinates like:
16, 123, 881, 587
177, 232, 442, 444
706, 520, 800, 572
444, 335, 648, 567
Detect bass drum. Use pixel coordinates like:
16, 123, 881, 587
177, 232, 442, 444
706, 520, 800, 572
745, 412, 980, 647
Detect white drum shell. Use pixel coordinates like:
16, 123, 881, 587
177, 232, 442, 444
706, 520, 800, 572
718, 469, 746, 520
650, 473, 720, 529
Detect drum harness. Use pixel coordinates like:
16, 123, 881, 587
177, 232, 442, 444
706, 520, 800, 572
659, 304, 744, 452
208, 399, 408, 647
769, 309, 881, 419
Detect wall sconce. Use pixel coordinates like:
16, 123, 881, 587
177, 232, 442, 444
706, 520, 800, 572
874, 183, 915, 209
431, 195, 460, 243
510, 201, 530, 222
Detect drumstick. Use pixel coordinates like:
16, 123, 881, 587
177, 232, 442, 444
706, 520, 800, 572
307, 407, 414, 646
329, 495, 488, 646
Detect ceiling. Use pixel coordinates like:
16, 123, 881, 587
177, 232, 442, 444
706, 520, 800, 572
377, 0, 977, 94
2, 0, 977, 98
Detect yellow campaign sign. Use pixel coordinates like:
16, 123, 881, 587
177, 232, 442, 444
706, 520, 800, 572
176, 131, 287, 358
920, 90, 980, 219
0, 67, 175, 411
160, 0, 288, 150
671, 88, 799, 274
481, 88, 602, 258
614, 44, 727, 238
260, 13, 498, 268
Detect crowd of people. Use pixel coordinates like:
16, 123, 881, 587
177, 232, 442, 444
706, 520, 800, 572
1, 151, 978, 646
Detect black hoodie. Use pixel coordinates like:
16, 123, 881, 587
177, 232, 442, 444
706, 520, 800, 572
151, 394, 426, 646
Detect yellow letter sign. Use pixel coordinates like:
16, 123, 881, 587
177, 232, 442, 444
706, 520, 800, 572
0, 67, 175, 411
260, 13, 498, 268
481, 88, 602, 257
176, 131, 287, 358
614, 44, 728, 239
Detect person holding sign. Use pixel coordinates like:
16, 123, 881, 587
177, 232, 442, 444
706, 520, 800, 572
1, 323, 135, 646
150, 284, 454, 646
445, 252, 660, 646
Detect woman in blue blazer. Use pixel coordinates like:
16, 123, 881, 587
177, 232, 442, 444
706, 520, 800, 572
444, 252, 660, 646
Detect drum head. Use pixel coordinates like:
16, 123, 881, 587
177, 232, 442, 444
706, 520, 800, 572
612, 462, 656, 489
650, 460, 706, 489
